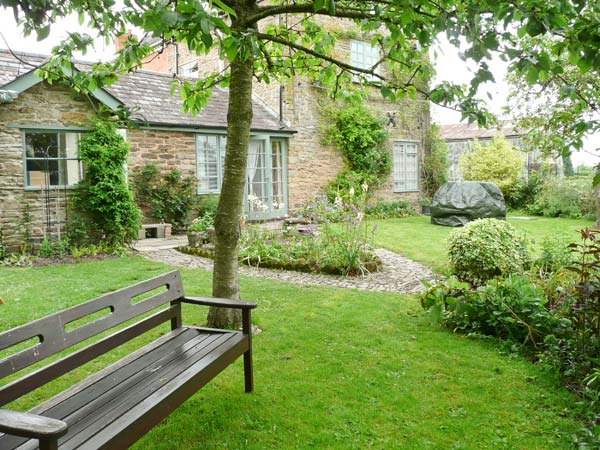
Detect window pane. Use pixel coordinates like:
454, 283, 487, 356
24, 131, 82, 187
197, 135, 220, 193
26, 133, 59, 158
393, 141, 418, 192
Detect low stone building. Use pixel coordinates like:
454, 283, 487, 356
0, 49, 292, 250
441, 122, 561, 181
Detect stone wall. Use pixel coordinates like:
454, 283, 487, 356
0, 83, 92, 251
127, 128, 196, 177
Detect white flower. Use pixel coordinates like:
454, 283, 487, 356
361, 183, 369, 193
349, 187, 355, 196
334, 196, 343, 208
357, 212, 364, 222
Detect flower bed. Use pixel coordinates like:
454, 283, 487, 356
179, 227, 382, 276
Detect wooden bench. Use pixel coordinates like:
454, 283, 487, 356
0, 271, 256, 450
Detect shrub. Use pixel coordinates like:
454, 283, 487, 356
188, 213, 214, 232
528, 177, 579, 218
365, 200, 416, 219
459, 136, 523, 202
533, 237, 573, 275
71, 120, 141, 245
197, 194, 219, 219
132, 164, 198, 229
506, 171, 543, 210
421, 275, 571, 348
447, 218, 530, 284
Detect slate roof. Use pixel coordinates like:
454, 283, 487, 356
441, 121, 521, 141
0, 48, 291, 133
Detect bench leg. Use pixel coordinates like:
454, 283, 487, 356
242, 309, 254, 393
244, 350, 253, 393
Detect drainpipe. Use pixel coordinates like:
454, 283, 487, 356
278, 13, 285, 127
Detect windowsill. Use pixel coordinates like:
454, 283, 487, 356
25, 185, 79, 191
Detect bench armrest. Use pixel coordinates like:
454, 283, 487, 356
182, 296, 257, 310
0, 409, 67, 440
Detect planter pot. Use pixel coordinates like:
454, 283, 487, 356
187, 231, 208, 247
421, 205, 431, 216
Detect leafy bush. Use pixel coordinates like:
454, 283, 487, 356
188, 213, 214, 232
422, 124, 450, 197
459, 136, 523, 202
528, 175, 595, 219
365, 200, 416, 219
421, 275, 571, 348
132, 164, 198, 229
533, 237, 573, 275
507, 171, 543, 210
71, 120, 141, 245
197, 194, 219, 219
448, 218, 530, 284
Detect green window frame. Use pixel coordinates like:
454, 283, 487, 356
393, 141, 419, 192
23, 130, 83, 188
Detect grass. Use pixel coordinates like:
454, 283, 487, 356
372, 214, 594, 273
0, 257, 584, 449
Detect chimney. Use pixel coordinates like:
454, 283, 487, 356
115, 30, 134, 52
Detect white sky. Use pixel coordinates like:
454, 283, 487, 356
0, 8, 598, 166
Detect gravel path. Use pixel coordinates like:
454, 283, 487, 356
141, 247, 437, 294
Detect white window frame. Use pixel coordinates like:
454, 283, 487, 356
22, 130, 83, 189
393, 141, 419, 192
350, 39, 381, 82
196, 134, 226, 194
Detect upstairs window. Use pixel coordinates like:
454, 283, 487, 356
350, 39, 380, 82
24, 131, 82, 188
181, 60, 199, 77
393, 141, 419, 192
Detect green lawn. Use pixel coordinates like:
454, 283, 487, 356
372, 214, 594, 273
0, 257, 583, 449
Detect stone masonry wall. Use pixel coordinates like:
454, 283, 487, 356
127, 128, 196, 178
138, 17, 430, 214
0, 83, 92, 251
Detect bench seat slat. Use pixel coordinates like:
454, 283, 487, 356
1, 327, 247, 450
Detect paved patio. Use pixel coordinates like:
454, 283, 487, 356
134, 236, 437, 294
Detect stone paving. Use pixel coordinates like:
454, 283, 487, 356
137, 238, 437, 294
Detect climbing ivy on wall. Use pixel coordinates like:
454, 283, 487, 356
323, 103, 391, 200
70, 120, 141, 245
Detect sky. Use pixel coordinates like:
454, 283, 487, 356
0, 8, 598, 166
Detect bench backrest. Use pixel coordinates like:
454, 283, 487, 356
0, 270, 184, 406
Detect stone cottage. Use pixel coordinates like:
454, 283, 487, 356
135, 16, 430, 211
0, 20, 430, 249
0, 49, 292, 250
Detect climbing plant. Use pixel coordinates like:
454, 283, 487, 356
422, 124, 450, 197
71, 120, 141, 245
323, 104, 390, 200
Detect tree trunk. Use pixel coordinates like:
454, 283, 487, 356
207, 33, 254, 329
